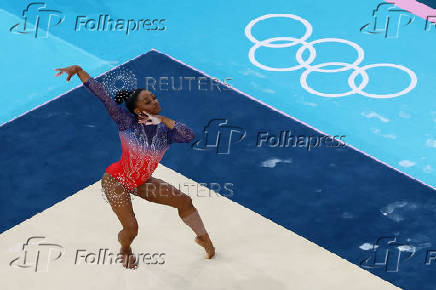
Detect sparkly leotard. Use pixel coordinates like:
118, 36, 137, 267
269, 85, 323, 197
83, 77, 195, 191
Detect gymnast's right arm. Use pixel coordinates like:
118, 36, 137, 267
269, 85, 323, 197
54, 65, 134, 130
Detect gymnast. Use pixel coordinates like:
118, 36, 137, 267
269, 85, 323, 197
54, 65, 215, 269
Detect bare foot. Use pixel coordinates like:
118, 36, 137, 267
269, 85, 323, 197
195, 234, 215, 259
120, 247, 138, 269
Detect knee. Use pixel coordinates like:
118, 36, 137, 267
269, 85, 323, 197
180, 195, 193, 211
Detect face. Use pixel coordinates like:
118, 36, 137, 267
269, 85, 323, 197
133, 90, 161, 116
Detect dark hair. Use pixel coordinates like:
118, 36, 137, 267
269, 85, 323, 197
114, 89, 143, 115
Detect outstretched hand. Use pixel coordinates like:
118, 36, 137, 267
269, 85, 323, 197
53, 65, 81, 82
137, 111, 162, 126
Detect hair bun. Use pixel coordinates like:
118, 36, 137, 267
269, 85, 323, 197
114, 90, 132, 104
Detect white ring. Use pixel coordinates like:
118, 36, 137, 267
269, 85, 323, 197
300, 63, 369, 97
249, 37, 315, 72
348, 63, 418, 99
245, 14, 313, 48
296, 38, 365, 73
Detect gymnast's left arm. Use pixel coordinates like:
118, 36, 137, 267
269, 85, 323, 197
160, 116, 195, 143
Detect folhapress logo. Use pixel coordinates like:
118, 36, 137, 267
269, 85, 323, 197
10, 2, 64, 38
9, 236, 64, 272
360, 236, 415, 272
192, 119, 246, 154
360, 2, 414, 38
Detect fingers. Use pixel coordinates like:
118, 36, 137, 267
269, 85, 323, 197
137, 116, 151, 123
138, 118, 151, 124
147, 119, 160, 125
138, 118, 160, 125
138, 111, 153, 120
54, 68, 67, 78
54, 70, 64, 77
137, 111, 161, 125
53, 67, 75, 82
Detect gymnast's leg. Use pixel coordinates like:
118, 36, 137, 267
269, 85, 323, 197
101, 172, 139, 269
134, 176, 215, 259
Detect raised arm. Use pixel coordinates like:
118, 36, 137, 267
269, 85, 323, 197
83, 76, 136, 130
54, 65, 135, 130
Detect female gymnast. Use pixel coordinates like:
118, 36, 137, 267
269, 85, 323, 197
54, 65, 215, 269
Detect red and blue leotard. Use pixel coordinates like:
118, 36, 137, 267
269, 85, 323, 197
83, 77, 195, 191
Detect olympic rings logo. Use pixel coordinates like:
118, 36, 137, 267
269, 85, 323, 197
244, 14, 417, 98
